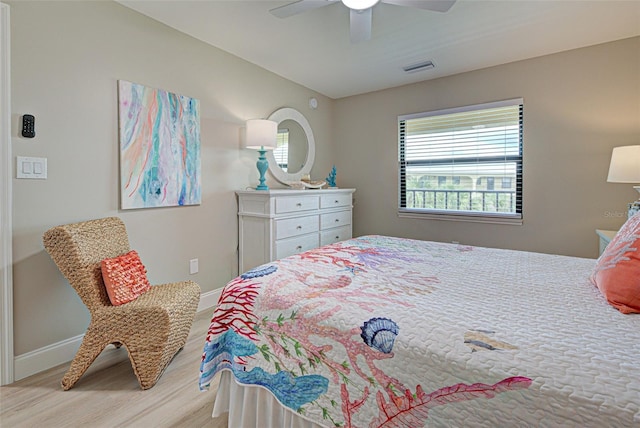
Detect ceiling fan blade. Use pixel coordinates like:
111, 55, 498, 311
350, 7, 372, 43
381, 0, 456, 13
269, 0, 336, 18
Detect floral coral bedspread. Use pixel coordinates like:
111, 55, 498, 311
199, 236, 640, 427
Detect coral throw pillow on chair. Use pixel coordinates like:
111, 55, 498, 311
592, 213, 640, 314
101, 250, 152, 305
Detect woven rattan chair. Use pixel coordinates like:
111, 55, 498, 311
43, 217, 201, 390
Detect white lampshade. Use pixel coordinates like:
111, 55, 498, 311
607, 145, 640, 183
245, 119, 277, 150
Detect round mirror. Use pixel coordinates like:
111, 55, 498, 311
266, 107, 315, 184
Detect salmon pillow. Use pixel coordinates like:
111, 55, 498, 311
592, 213, 640, 314
101, 250, 151, 306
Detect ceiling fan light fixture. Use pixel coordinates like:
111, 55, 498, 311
342, 0, 380, 11
403, 60, 436, 73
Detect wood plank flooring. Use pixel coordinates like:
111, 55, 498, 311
0, 310, 228, 428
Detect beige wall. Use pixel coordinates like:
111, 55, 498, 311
334, 37, 640, 258
9, 1, 333, 356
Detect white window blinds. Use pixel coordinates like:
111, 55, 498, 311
399, 99, 523, 219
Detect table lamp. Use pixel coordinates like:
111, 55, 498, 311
607, 145, 640, 217
245, 119, 277, 190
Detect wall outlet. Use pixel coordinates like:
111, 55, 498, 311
189, 258, 199, 275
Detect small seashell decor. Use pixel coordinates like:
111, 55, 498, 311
360, 317, 399, 354
287, 181, 306, 190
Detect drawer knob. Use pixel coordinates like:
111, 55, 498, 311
334, 200, 339, 204
335, 219, 340, 223
296, 245, 303, 250
335, 235, 340, 239
297, 225, 302, 230
296, 203, 302, 207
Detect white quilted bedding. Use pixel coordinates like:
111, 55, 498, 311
200, 235, 640, 427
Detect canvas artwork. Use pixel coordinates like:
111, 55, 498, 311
118, 80, 201, 209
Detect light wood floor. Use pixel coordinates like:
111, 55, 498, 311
0, 310, 228, 428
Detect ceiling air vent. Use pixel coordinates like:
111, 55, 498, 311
403, 60, 435, 73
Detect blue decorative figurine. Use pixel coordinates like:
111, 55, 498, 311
326, 165, 337, 187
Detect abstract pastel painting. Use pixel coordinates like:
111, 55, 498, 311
118, 80, 201, 209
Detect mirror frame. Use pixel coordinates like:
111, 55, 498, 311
266, 107, 315, 184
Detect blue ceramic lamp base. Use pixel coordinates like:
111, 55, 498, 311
255, 147, 269, 191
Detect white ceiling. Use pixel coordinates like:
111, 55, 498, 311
117, 0, 640, 99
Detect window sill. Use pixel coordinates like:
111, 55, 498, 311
398, 209, 523, 225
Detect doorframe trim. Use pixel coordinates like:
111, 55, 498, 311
0, 1, 14, 386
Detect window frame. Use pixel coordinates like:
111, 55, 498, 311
398, 98, 524, 225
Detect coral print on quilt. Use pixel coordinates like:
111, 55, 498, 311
199, 236, 536, 427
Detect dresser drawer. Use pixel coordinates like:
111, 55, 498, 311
320, 226, 352, 246
276, 215, 319, 240
320, 210, 351, 230
275, 196, 319, 214
320, 193, 351, 209
237, 189, 355, 273
276, 234, 320, 259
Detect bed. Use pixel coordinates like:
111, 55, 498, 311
199, 234, 640, 427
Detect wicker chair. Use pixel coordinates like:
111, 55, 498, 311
42, 217, 201, 390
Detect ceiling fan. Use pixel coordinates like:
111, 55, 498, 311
269, 0, 456, 43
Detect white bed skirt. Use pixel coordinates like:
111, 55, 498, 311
213, 371, 325, 428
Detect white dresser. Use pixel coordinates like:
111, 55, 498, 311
237, 188, 355, 273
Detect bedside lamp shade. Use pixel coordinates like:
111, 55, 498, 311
608, 145, 640, 218
245, 119, 277, 191
607, 145, 640, 183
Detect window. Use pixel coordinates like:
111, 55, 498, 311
398, 99, 523, 222
486, 177, 495, 191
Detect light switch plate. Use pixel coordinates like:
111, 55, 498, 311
17, 156, 47, 179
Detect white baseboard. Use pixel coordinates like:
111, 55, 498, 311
13, 288, 222, 382
197, 287, 221, 313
